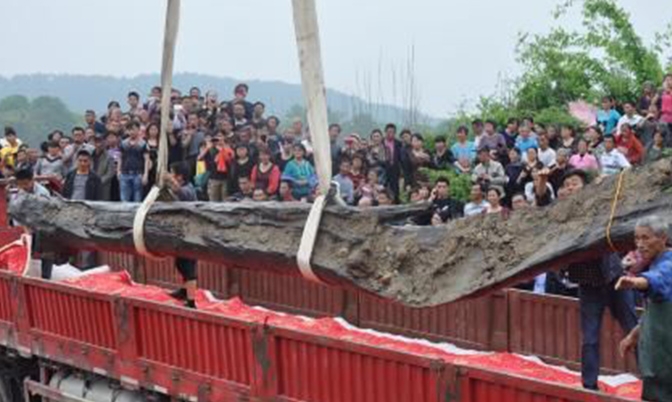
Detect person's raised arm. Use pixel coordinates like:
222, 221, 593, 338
535, 168, 550, 199
142, 152, 151, 186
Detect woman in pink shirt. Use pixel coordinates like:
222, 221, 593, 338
569, 139, 599, 172
655, 74, 672, 129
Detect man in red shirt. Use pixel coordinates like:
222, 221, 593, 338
615, 123, 645, 165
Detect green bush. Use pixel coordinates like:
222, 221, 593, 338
533, 106, 583, 129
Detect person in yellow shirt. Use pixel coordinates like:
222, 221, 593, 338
1, 127, 21, 168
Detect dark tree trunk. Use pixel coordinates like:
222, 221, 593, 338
9, 159, 672, 307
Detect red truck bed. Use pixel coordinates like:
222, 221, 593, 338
0, 225, 640, 402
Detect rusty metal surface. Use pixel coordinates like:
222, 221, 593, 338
141, 257, 180, 288
23, 378, 90, 402
235, 267, 349, 318
97, 251, 136, 275
508, 289, 638, 374
358, 292, 508, 351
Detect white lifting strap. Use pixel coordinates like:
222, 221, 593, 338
132, 0, 180, 259
297, 194, 328, 283
292, 0, 332, 285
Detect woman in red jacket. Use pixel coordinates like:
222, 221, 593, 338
251, 146, 281, 196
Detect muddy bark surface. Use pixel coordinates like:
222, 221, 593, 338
10, 158, 672, 307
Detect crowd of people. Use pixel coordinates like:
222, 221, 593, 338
3, 78, 672, 222
4, 76, 672, 399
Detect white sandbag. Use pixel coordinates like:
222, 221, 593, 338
25, 260, 111, 281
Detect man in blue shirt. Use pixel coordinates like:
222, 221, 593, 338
617, 217, 672, 401
515, 124, 539, 154
450, 126, 476, 162
596, 96, 621, 136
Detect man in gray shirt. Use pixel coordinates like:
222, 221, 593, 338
63, 126, 95, 172
34, 141, 66, 180
181, 112, 205, 180
333, 158, 355, 205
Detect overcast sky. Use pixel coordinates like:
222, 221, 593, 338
0, 0, 668, 116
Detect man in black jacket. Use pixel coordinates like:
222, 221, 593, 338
63, 150, 102, 201
92, 134, 115, 201
561, 170, 638, 391
62, 150, 103, 269
383, 123, 404, 202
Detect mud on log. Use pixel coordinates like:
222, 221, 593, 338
10, 158, 672, 307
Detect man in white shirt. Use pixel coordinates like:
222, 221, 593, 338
599, 135, 631, 176
463, 183, 489, 216
537, 133, 557, 167
472, 119, 486, 149
616, 101, 643, 135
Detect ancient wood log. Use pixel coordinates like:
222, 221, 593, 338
9, 158, 672, 307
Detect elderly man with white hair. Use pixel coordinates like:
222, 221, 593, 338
617, 216, 672, 401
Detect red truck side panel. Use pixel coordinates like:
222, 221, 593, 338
0, 269, 637, 402
102, 252, 637, 375
236, 267, 349, 318
275, 334, 443, 402
133, 302, 253, 385
458, 368, 628, 402
25, 282, 116, 350
0, 274, 12, 323
358, 292, 509, 352
508, 290, 638, 374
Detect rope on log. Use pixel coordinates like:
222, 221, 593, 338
292, 0, 333, 284
133, 0, 181, 259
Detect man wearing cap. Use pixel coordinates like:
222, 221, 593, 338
92, 133, 115, 201
471, 147, 508, 190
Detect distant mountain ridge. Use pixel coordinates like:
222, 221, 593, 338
0, 73, 434, 125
